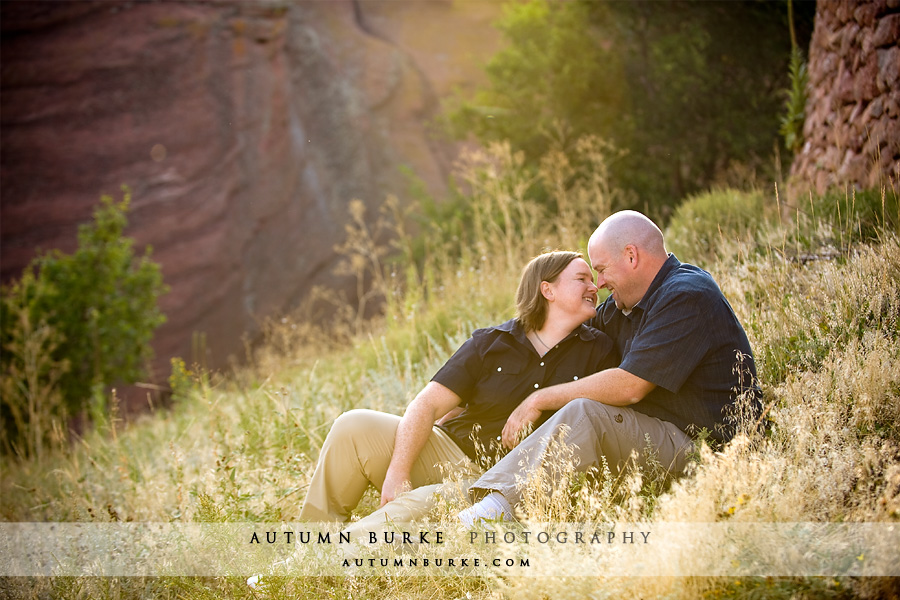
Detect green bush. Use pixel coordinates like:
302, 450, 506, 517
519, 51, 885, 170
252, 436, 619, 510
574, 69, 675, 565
0, 276, 70, 460
1, 188, 168, 457
664, 187, 773, 262
770, 185, 900, 263
812, 185, 900, 245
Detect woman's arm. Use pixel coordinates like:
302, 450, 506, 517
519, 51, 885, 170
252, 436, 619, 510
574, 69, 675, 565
435, 406, 464, 425
380, 381, 462, 506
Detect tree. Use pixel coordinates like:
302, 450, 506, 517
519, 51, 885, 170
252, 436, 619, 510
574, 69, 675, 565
444, 0, 816, 219
446, 1, 625, 161
1, 188, 168, 456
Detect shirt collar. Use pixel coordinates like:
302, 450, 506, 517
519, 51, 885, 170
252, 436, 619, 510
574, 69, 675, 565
574, 323, 604, 341
503, 318, 529, 347
630, 253, 681, 314
502, 318, 602, 345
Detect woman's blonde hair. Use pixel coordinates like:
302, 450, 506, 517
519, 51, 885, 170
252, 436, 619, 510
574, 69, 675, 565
515, 250, 583, 332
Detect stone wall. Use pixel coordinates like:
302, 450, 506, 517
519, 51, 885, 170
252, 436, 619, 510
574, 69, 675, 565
789, 0, 900, 195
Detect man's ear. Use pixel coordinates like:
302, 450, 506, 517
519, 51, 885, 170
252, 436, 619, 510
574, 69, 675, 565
624, 244, 638, 268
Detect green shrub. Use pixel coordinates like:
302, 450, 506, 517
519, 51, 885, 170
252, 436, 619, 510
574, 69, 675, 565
812, 185, 900, 245
0, 275, 70, 460
769, 185, 900, 265
664, 187, 773, 262
1, 188, 168, 457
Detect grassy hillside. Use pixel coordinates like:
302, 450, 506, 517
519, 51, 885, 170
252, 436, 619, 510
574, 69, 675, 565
2, 146, 898, 599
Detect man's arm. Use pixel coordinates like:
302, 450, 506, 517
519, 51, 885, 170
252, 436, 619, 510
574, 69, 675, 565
380, 381, 462, 506
500, 367, 655, 449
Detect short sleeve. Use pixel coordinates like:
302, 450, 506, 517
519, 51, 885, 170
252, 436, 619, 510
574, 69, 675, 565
430, 336, 483, 404
620, 290, 714, 393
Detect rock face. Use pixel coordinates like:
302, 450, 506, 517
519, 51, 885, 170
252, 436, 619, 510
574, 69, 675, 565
789, 0, 900, 195
1, 0, 501, 393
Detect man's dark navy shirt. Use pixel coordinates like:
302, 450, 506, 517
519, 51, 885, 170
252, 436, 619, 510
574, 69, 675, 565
432, 318, 618, 465
590, 254, 761, 442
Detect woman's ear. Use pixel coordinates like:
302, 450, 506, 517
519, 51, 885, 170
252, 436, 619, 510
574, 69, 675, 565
540, 280, 554, 301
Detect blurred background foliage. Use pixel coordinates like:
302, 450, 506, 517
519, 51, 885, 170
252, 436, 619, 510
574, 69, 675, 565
1, 190, 167, 458
444, 0, 817, 220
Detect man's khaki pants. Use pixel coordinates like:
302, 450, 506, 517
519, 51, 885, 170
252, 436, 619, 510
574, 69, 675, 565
299, 409, 481, 535
470, 398, 693, 506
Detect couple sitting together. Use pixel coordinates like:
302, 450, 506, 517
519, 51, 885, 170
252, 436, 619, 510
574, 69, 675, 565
300, 209, 760, 534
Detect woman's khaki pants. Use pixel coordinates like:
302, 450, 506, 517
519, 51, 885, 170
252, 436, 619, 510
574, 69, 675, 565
299, 409, 481, 536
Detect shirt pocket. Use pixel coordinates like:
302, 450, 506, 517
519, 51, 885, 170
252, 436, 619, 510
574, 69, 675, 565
481, 354, 523, 384
474, 344, 527, 405
480, 338, 527, 375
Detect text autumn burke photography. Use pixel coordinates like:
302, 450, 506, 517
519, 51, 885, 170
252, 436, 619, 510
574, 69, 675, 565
248, 528, 651, 546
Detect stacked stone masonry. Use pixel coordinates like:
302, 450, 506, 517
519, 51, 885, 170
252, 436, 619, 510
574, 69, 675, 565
790, 0, 900, 195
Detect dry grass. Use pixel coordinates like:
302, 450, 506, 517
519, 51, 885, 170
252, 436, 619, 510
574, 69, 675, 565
2, 147, 898, 598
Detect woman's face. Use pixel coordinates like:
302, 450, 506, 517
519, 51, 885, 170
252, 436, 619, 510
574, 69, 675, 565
546, 258, 599, 323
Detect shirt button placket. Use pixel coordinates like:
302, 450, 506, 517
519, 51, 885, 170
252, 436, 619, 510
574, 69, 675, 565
535, 360, 545, 390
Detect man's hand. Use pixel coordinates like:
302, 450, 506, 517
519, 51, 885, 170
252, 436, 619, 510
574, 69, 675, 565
380, 468, 411, 507
501, 396, 542, 449
499, 370, 655, 451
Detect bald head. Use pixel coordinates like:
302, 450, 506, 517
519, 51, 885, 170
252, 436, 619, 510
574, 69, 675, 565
588, 210, 667, 259
587, 211, 669, 311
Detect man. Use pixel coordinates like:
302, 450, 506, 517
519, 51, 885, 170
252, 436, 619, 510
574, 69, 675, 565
460, 210, 760, 524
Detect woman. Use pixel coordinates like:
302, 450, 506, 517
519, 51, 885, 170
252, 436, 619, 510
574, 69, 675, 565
298, 251, 617, 529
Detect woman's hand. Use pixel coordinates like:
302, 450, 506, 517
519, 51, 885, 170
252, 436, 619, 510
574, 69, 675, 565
501, 396, 542, 449
380, 467, 411, 507
379, 382, 462, 507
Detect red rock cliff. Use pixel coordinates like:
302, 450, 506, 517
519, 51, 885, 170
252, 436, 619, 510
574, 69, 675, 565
1, 0, 501, 391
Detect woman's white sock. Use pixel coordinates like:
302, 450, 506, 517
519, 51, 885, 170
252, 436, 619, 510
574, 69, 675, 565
457, 491, 514, 527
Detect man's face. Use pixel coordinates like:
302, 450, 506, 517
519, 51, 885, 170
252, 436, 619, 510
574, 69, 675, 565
588, 240, 632, 311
